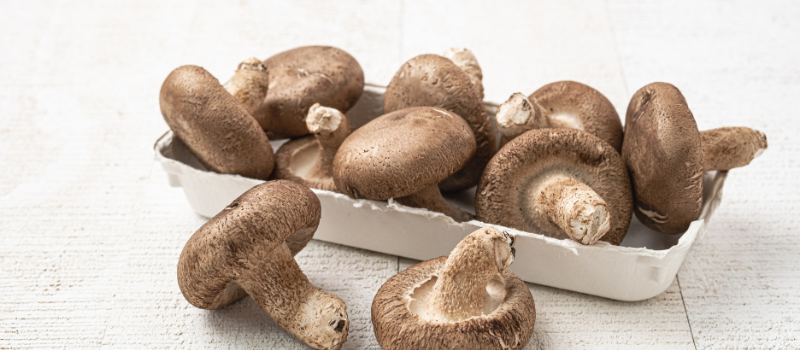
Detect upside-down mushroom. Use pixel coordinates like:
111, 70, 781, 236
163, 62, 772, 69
372, 227, 535, 350
495, 81, 624, 152
333, 107, 477, 222
177, 180, 348, 350
476, 128, 633, 245
384, 54, 496, 191
623, 82, 768, 234
272, 104, 351, 192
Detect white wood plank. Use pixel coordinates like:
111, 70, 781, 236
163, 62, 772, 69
607, 1, 800, 349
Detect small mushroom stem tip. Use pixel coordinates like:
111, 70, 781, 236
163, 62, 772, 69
495, 93, 549, 145
535, 176, 611, 245
427, 228, 515, 321
701, 127, 768, 171
227, 57, 269, 116
306, 104, 351, 180
394, 184, 474, 222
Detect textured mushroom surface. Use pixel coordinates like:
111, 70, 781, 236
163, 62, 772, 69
256, 46, 364, 138
622, 82, 704, 235
273, 104, 350, 192
384, 54, 496, 191
333, 107, 475, 200
159, 65, 274, 180
226, 57, 270, 116
443, 48, 484, 101
177, 181, 348, 350
372, 228, 535, 350
701, 126, 768, 171
477, 128, 632, 245
529, 81, 624, 152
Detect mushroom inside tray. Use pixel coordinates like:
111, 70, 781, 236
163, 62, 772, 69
372, 227, 535, 350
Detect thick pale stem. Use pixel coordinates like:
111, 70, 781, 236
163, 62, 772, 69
535, 176, 610, 245
495, 93, 550, 146
227, 58, 269, 116
305, 104, 351, 180
394, 184, 474, 222
427, 228, 515, 321
444, 48, 484, 101
238, 243, 348, 350
701, 127, 768, 171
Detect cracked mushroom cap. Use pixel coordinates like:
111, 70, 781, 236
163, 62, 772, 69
384, 54, 496, 191
372, 227, 535, 350
332, 107, 476, 200
177, 180, 348, 350
256, 46, 364, 138
529, 81, 624, 152
160, 65, 274, 180
476, 128, 633, 245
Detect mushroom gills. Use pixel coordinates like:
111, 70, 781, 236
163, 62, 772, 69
289, 138, 322, 178
407, 274, 508, 322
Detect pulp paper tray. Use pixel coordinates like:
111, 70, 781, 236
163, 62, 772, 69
154, 84, 726, 302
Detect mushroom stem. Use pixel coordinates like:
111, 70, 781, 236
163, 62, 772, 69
701, 127, 768, 171
534, 176, 611, 245
426, 228, 515, 321
227, 58, 269, 116
444, 48, 484, 101
394, 184, 474, 222
305, 104, 351, 180
495, 93, 550, 147
237, 243, 349, 350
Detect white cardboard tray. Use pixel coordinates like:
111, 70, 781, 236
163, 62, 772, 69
154, 84, 727, 302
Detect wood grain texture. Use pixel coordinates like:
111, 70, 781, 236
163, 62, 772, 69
1, 0, 798, 349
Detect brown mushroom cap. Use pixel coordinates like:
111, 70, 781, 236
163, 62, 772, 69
256, 46, 364, 138
177, 180, 348, 350
384, 54, 496, 191
477, 128, 633, 245
372, 227, 535, 350
273, 104, 351, 192
622, 82, 704, 235
443, 48, 484, 101
333, 107, 476, 200
529, 81, 624, 152
160, 65, 274, 180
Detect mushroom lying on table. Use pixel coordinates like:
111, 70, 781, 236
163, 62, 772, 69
332, 107, 477, 222
476, 128, 633, 245
272, 104, 351, 192
384, 53, 496, 191
495, 81, 623, 152
177, 180, 348, 350
623, 82, 768, 234
256, 46, 364, 139
372, 227, 535, 350
160, 64, 274, 180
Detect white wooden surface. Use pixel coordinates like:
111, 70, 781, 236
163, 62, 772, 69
1, 1, 798, 349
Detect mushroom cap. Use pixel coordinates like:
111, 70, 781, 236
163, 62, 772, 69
332, 107, 476, 200
384, 54, 496, 191
529, 81, 624, 152
622, 82, 703, 234
476, 128, 633, 245
177, 180, 321, 309
160, 65, 274, 180
257, 46, 364, 138
273, 135, 338, 192
371, 256, 535, 350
